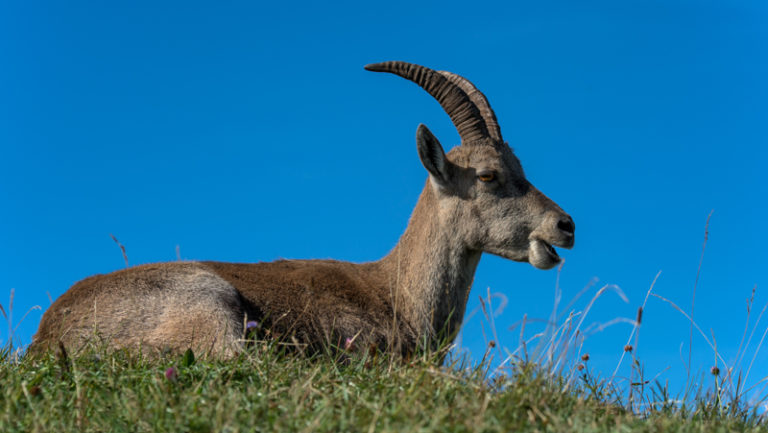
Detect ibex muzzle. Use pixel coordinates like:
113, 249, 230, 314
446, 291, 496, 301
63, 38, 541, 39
29, 61, 575, 358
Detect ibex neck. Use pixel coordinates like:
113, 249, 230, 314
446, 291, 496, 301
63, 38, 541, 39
380, 183, 482, 347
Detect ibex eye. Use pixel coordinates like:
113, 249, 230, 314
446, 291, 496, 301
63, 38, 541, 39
477, 171, 496, 182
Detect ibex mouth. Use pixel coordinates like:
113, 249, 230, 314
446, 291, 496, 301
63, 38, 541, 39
529, 239, 561, 270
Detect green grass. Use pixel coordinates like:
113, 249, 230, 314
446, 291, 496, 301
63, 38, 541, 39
1, 343, 765, 433
3, 218, 765, 431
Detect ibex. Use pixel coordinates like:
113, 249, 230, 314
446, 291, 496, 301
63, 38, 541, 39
29, 61, 575, 358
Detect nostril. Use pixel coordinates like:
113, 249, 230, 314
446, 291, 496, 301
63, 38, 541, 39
557, 217, 575, 235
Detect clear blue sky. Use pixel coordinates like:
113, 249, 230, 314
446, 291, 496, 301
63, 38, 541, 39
2, 0, 766, 399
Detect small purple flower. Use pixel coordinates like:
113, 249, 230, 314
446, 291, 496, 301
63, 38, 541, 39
165, 367, 177, 382
344, 337, 354, 350
246, 321, 260, 330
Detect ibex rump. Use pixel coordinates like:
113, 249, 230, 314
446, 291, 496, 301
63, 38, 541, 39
30, 61, 575, 358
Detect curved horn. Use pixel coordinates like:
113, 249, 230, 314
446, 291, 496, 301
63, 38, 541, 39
437, 71, 503, 143
364, 61, 490, 145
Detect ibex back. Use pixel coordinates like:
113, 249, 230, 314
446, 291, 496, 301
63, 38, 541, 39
30, 61, 575, 358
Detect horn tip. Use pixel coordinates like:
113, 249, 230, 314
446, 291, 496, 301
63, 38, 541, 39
364, 62, 388, 72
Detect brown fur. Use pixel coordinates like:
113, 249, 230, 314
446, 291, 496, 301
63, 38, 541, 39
30, 262, 249, 357
202, 260, 418, 354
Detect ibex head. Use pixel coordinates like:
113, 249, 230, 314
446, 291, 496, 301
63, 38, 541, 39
366, 61, 574, 270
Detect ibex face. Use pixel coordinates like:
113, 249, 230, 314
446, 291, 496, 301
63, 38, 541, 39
416, 126, 574, 269
368, 61, 574, 270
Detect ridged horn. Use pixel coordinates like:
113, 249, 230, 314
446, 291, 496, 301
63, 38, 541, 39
437, 71, 503, 143
364, 61, 491, 145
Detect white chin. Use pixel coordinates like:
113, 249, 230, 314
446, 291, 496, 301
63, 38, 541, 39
529, 239, 561, 270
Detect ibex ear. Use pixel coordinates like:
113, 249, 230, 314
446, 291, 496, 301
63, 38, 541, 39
416, 124, 452, 188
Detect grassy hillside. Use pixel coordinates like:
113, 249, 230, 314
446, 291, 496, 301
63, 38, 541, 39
1, 343, 765, 433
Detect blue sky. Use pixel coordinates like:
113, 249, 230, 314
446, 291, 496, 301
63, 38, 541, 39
2, 0, 766, 399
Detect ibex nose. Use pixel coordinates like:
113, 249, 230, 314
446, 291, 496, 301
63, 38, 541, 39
557, 216, 575, 237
